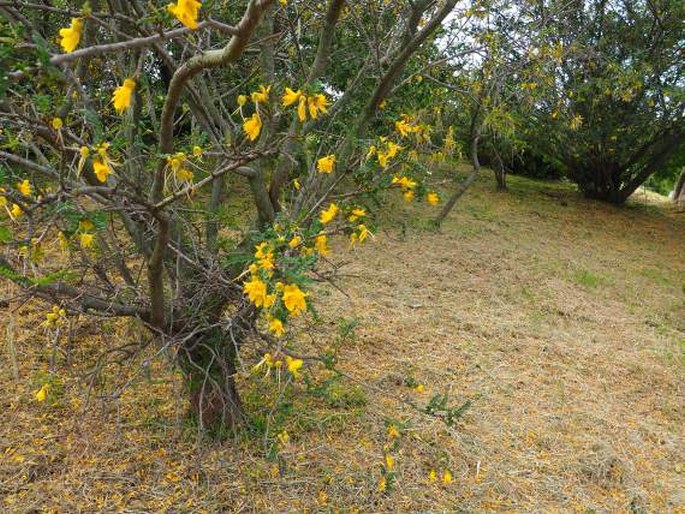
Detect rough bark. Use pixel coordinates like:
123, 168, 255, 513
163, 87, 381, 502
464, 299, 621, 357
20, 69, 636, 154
673, 168, 685, 206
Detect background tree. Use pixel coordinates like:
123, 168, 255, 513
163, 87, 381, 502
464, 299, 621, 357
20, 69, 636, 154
513, 0, 685, 204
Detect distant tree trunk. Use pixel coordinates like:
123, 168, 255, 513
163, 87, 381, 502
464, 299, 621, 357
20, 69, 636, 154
673, 168, 685, 206
435, 134, 481, 226
491, 143, 507, 191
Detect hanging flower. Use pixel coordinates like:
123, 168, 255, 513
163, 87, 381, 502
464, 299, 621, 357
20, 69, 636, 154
112, 78, 136, 115
17, 179, 32, 196
92, 157, 111, 183
314, 234, 330, 256
319, 202, 339, 225
58, 18, 83, 53
285, 355, 304, 378
251, 85, 271, 104
316, 154, 336, 174
268, 317, 285, 337
167, 0, 201, 30
243, 112, 263, 141
34, 384, 50, 402
282, 87, 302, 107
297, 95, 308, 122
282, 284, 307, 316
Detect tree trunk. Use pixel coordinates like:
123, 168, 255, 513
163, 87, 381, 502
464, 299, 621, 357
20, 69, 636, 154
434, 134, 481, 226
491, 144, 507, 191
181, 326, 244, 434
673, 168, 685, 206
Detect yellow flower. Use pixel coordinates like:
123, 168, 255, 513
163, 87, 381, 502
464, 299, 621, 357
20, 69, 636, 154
357, 224, 371, 243
277, 430, 289, 446
77, 146, 89, 174
348, 208, 366, 222
288, 236, 301, 249
385, 454, 395, 471
112, 78, 136, 115
570, 113, 583, 130
319, 202, 339, 225
282, 283, 307, 316
387, 425, 400, 438
429, 469, 437, 482
58, 231, 69, 250
237, 94, 247, 107
92, 156, 111, 183
254, 242, 271, 259
34, 384, 50, 402
175, 168, 194, 182
426, 192, 439, 205
403, 190, 415, 202
192, 145, 203, 157
268, 317, 285, 337
167, 0, 201, 30
167, 152, 186, 171
316, 154, 336, 174
293, 178, 301, 190
366, 145, 377, 160
251, 84, 271, 104
392, 176, 417, 190
395, 118, 414, 137
243, 112, 262, 141
443, 470, 452, 484
377, 476, 387, 493
17, 179, 32, 196
307, 94, 330, 119
80, 232, 95, 248
0, 188, 6, 207
10, 203, 22, 219
385, 140, 402, 159
52, 117, 63, 130
297, 95, 308, 122
314, 234, 330, 256
282, 87, 302, 107
59, 18, 83, 53
285, 355, 304, 378
243, 276, 270, 307
415, 383, 425, 393
258, 252, 275, 271
79, 219, 95, 232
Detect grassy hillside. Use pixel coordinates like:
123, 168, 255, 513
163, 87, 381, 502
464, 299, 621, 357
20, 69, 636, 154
2, 170, 683, 512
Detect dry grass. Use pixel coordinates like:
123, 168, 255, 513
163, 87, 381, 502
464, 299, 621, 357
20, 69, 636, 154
1, 170, 683, 512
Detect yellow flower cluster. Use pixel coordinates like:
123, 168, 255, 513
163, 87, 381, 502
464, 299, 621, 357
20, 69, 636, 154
281, 87, 329, 122
92, 143, 114, 183
319, 202, 339, 225
166, 152, 194, 183
240, 85, 271, 142
252, 352, 304, 380
17, 179, 32, 196
79, 218, 96, 249
41, 305, 67, 328
243, 242, 308, 317
350, 224, 372, 246
368, 138, 402, 168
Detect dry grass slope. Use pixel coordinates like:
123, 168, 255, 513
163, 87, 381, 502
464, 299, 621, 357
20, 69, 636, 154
1, 170, 683, 513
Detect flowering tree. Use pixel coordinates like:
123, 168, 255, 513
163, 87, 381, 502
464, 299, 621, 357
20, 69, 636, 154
0, 0, 460, 430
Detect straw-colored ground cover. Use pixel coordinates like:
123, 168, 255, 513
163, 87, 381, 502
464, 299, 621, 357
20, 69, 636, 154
2, 170, 683, 512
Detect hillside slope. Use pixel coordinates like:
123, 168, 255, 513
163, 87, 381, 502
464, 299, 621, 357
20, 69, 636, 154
1, 171, 683, 512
